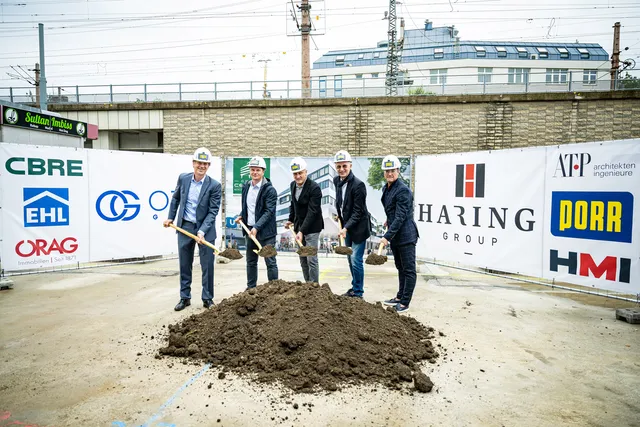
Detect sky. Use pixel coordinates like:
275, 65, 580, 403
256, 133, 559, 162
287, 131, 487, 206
0, 0, 639, 94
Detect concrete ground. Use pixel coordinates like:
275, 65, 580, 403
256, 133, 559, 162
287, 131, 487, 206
0, 253, 638, 427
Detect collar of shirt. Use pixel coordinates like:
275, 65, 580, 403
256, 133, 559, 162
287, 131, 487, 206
192, 174, 205, 185
251, 179, 263, 190
296, 178, 307, 189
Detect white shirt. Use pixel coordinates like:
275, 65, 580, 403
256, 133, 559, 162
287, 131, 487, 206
247, 179, 263, 226
184, 175, 204, 223
341, 179, 348, 211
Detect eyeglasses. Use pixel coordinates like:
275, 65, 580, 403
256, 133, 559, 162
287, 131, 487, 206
335, 165, 350, 170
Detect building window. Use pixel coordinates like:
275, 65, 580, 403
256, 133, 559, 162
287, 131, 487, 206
434, 48, 444, 59
508, 68, 530, 84
496, 46, 507, 58
475, 46, 486, 57
321, 195, 335, 205
546, 68, 568, 84
583, 69, 597, 85
335, 55, 345, 66
517, 47, 528, 58
355, 74, 363, 79
537, 47, 549, 58
478, 67, 493, 83
357, 53, 364, 60
334, 75, 342, 97
374, 52, 380, 58
578, 48, 590, 59
277, 207, 290, 216
319, 180, 331, 190
278, 194, 291, 204
371, 72, 379, 78
319, 76, 327, 98
430, 69, 447, 84
558, 47, 569, 59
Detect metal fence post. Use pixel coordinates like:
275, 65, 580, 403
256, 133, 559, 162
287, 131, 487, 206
287, 80, 290, 98
214, 82, 217, 100
483, 78, 486, 95
362, 77, 366, 97
9, 87, 13, 102
109, 84, 113, 103
76, 85, 79, 103
144, 83, 147, 102
179, 83, 182, 101
250, 81, 253, 100
525, 73, 529, 93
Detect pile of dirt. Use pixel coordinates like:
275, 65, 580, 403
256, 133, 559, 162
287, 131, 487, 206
257, 245, 278, 257
219, 249, 243, 260
365, 254, 388, 265
296, 246, 318, 257
158, 280, 440, 394
334, 246, 353, 256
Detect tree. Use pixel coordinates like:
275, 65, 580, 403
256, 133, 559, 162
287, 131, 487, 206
367, 157, 411, 190
406, 86, 435, 96
619, 72, 640, 90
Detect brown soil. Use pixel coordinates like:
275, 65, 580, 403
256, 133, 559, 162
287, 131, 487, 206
296, 246, 318, 257
219, 249, 243, 260
158, 280, 440, 394
365, 254, 388, 265
334, 246, 353, 256
258, 245, 277, 258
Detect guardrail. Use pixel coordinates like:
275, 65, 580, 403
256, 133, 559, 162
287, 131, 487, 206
0, 71, 629, 105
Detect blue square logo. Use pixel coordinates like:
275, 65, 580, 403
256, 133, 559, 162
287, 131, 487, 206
23, 188, 70, 227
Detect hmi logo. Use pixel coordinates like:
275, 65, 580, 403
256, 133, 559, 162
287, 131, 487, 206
550, 250, 631, 283
23, 188, 69, 227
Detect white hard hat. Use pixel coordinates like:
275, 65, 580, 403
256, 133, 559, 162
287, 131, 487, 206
381, 155, 401, 170
193, 147, 212, 163
334, 150, 352, 163
290, 157, 307, 173
247, 156, 267, 169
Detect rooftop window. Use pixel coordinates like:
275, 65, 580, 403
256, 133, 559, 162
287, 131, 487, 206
517, 47, 528, 58
373, 52, 380, 58
335, 55, 345, 66
357, 53, 364, 60
537, 47, 548, 58
496, 46, 507, 57
558, 47, 569, 58
475, 46, 486, 57
578, 48, 590, 59
434, 48, 444, 59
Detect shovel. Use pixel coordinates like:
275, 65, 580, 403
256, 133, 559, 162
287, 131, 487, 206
288, 225, 318, 257
334, 219, 353, 256
365, 241, 388, 265
237, 219, 278, 258
218, 236, 243, 260
169, 223, 222, 256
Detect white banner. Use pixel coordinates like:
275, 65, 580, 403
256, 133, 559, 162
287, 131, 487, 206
0, 144, 90, 269
414, 148, 546, 276
542, 140, 640, 293
0, 143, 222, 271
88, 150, 222, 261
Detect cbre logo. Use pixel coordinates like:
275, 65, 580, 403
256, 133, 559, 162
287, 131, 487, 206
455, 163, 485, 198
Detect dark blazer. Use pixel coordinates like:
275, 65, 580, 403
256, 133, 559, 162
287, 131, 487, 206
333, 174, 372, 244
288, 179, 324, 235
168, 173, 221, 242
240, 178, 277, 241
382, 178, 419, 247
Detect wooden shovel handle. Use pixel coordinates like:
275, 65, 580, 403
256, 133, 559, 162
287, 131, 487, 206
169, 223, 220, 255
237, 219, 263, 250
337, 219, 345, 246
377, 242, 384, 256
288, 225, 304, 248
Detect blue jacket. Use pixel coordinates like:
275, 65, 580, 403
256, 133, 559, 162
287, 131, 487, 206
168, 173, 222, 242
240, 178, 277, 241
382, 178, 419, 247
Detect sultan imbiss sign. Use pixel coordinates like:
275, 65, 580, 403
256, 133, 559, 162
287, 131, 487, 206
1, 105, 87, 137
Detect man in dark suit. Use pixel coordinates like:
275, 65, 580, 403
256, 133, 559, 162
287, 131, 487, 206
163, 147, 221, 311
379, 155, 419, 313
285, 157, 324, 283
333, 150, 372, 298
235, 156, 279, 289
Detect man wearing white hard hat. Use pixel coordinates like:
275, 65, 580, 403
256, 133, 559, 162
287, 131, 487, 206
235, 156, 279, 289
333, 150, 372, 298
285, 157, 324, 283
379, 155, 419, 313
164, 147, 221, 311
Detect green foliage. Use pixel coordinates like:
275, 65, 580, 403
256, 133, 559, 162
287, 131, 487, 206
619, 72, 640, 89
406, 86, 435, 96
367, 157, 411, 190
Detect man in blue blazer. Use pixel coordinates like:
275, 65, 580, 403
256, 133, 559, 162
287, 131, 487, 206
379, 155, 419, 313
163, 147, 221, 311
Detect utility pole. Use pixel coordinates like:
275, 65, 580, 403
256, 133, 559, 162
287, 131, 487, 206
300, 0, 311, 98
385, 0, 399, 96
258, 59, 271, 98
34, 63, 41, 105
38, 23, 47, 110
610, 22, 621, 90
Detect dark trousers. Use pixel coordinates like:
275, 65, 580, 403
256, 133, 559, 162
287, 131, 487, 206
246, 232, 278, 288
391, 243, 417, 306
178, 220, 214, 301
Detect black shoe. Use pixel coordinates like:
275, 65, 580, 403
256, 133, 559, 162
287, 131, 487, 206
203, 299, 214, 309
342, 289, 355, 297
174, 299, 190, 311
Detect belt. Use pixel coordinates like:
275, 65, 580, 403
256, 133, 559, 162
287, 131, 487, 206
183, 220, 196, 226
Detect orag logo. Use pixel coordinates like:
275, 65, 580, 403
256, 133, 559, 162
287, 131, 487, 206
15, 237, 78, 257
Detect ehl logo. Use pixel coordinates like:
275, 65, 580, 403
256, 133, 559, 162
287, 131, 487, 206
553, 153, 591, 178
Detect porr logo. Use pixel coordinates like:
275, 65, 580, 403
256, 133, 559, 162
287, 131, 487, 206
553, 153, 591, 177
